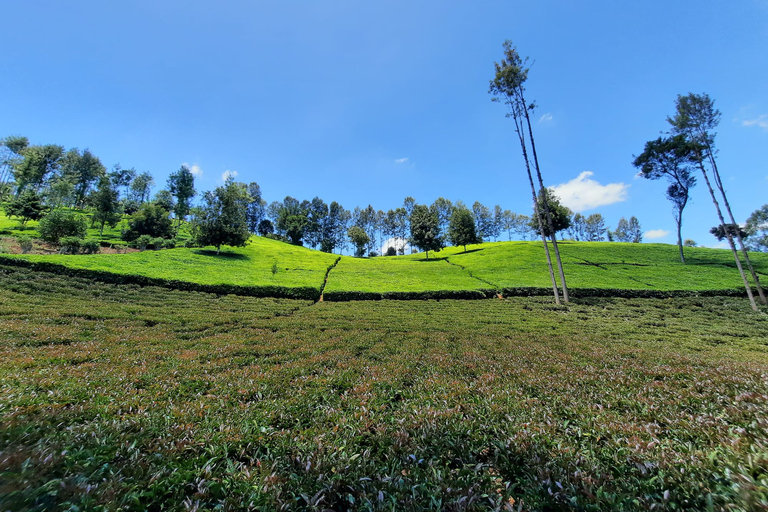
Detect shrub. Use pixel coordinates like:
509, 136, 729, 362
122, 203, 174, 242
133, 234, 154, 251
38, 210, 87, 244
59, 236, 82, 254
151, 237, 165, 250
265, 233, 290, 243
16, 235, 34, 254
81, 239, 100, 254
163, 238, 177, 249
386, 247, 397, 256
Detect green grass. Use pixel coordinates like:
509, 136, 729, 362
1, 266, 768, 510
3, 208, 768, 298
324, 254, 491, 295
6, 236, 339, 291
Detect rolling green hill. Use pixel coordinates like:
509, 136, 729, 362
1, 235, 766, 300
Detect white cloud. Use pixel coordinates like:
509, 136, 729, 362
182, 162, 203, 177
538, 113, 553, 123
380, 237, 410, 255
221, 170, 238, 181
550, 171, 629, 212
742, 114, 768, 130
644, 229, 670, 240
394, 157, 409, 164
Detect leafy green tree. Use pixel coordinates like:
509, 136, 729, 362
668, 92, 765, 308
323, 201, 350, 254
471, 201, 492, 242
347, 225, 369, 257
710, 224, 749, 242
276, 196, 310, 245
489, 40, 568, 303
89, 176, 122, 234
59, 148, 106, 207
683, 239, 698, 247
448, 207, 479, 252
529, 189, 571, 238
0, 135, 29, 197
245, 182, 266, 233
38, 209, 87, 243
257, 219, 274, 236
584, 214, 607, 242
122, 203, 174, 242
12, 144, 65, 194
191, 178, 251, 254
745, 205, 768, 252
4, 189, 46, 226
409, 204, 442, 260
633, 135, 697, 262
611, 216, 642, 243
167, 165, 196, 225
431, 197, 454, 236
153, 189, 174, 212
108, 164, 137, 199
129, 172, 155, 203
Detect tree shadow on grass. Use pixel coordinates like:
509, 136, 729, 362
453, 248, 484, 256
415, 256, 449, 262
193, 250, 250, 261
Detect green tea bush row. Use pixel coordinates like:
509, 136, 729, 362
0, 256, 321, 300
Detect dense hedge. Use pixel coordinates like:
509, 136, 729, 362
0, 256, 320, 300
0, 255, 754, 302
323, 289, 497, 301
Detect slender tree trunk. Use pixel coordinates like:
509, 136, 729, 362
511, 109, 561, 305
519, 86, 569, 303
704, 146, 766, 305
696, 159, 757, 311
676, 217, 685, 264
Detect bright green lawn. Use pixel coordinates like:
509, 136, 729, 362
440, 241, 768, 292
324, 254, 490, 294
8, 236, 339, 290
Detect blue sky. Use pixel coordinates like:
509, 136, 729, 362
2, 0, 767, 248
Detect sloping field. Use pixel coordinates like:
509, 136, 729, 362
1, 237, 766, 299
0, 237, 339, 298
1, 265, 768, 510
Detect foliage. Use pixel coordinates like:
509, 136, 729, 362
81, 239, 100, 254
448, 207, 478, 251
683, 239, 698, 247
59, 148, 106, 207
4, 189, 46, 226
245, 182, 266, 233
89, 175, 122, 234
633, 135, 698, 261
191, 178, 251, 253
16, 234, 33, 254
122, 202, 174, 242
745, 204, 768, 252
710, 223, 749, 242
610, 216, 642, 243
409, 204, 442, 259
2, 267, 768, 510
257, 219, 274, 236
37, 209, 87, 243
347, 225, 369, 257
129, 171, 155, 203
528, 188, 571, 237
11, 144, 64, 193
167, 165, 196, 224
58, 236, 82, 254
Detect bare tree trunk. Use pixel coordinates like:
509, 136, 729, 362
519, 86, 569, 303
697, 160, 757, 311
704, 148, 766, 305
512, 113, 561, 305
675, 217, 685, 264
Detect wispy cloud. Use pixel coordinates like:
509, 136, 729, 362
743, 114, 768, 130
183, 162, 203, 177
538, 113, 553, 123
394, 157, 409, 164
644, 229, 669, 240
550, 171, 629, 212
221, 170, 238, 181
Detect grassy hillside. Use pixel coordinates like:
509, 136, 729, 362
2, 266, 768, 510
2, 223, 767, 298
